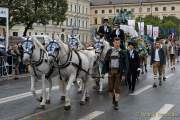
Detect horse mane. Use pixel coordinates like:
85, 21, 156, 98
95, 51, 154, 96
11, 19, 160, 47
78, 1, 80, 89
32, 37, 47, 52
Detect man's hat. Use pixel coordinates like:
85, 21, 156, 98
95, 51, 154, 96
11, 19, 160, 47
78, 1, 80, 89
103, 17, 109, 22
128, 41, 136, 46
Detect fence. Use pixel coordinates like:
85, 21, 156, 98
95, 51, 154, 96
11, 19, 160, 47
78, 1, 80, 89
0, 55, 14, 80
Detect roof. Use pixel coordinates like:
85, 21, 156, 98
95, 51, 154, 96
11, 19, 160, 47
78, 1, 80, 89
90, 0, 179, 6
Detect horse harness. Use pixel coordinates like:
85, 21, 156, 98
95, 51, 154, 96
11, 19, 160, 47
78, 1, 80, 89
58, 48, 89, 79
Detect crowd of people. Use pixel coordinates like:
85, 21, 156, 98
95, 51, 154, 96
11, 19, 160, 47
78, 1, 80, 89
0, 42, 29, 79
96, 17, 180, 110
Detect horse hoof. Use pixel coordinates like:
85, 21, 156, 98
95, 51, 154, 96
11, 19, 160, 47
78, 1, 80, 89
46, 99, 51, 104
85, 97, 90, 102
37, 96, 43, 102
64, 105, 71, 111
78, 90, 82, 94
80, 101, 86, 105
61, 96, 65, 101
38, 105, 45, 110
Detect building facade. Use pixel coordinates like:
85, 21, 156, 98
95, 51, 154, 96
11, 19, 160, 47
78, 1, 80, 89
10, 0, 91, 44
90, 0, 180, 27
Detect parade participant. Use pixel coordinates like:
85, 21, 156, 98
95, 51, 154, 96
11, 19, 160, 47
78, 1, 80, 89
175, 43, 180, 62
161, 40, 169, 81
127, 41, 140, 93
111, 23, 125, 49
168, 39, 176, 71
101, 37, 128, 110
150, 39, 166, 87
98, 17, 112, 45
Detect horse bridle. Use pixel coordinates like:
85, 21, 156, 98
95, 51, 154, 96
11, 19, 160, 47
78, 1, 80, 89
22, 38, 46, 67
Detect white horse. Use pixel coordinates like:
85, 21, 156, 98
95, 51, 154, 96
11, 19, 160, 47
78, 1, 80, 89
22, 37, 65, 109
48, 35, 92, 110
93, 36, 110, 93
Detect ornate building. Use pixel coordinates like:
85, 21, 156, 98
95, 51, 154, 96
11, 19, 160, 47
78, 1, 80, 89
90, 0, 180, 27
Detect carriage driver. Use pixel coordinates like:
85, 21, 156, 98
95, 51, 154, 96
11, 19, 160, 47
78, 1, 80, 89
98, 17, 112, 45
101, 37, 128, 110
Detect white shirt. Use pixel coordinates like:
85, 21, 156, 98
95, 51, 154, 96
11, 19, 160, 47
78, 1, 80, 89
104, 26, 108, 32
154, 48, 160, 61
130, 50, 133, 57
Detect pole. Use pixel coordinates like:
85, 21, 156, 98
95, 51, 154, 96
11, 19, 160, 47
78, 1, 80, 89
5, 8, 9, 51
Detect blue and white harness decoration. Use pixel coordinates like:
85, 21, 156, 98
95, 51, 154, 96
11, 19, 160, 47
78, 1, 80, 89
46, 41, 60, 59
94, 39, 104, 54
21, 37, 34, 55
68, 34, 80, 50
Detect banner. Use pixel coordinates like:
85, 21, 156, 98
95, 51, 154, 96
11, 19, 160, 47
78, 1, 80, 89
128, 20, 135, 28
147, 25, 153, 37
138, 22, 144, 36
0, 7, 9, 51
153, 26, 159, 40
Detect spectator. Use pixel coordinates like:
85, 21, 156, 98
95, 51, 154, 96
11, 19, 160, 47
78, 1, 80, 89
7, 46, 13, 74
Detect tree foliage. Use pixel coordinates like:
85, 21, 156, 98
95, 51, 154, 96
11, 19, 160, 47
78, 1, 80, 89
0, 0, 68, 36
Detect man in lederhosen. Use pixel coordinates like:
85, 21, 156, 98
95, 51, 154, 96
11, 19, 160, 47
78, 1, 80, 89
168, 39, 176, 71
150, 39, 166, 88
127, 41, 140, 93
98, 17, 112, 45
111, 23, 125, 49
101, 37, 128, 110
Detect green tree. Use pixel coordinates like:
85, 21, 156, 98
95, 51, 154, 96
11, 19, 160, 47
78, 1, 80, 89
0, 0, 68, 36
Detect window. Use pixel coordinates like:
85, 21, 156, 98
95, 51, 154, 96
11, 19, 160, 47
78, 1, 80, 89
124, 9, 127, 12
163, 7, 166, 11
79, 5, 81, 13
171, 6, 175, 11
102, 10, 105, 14
71, 4, 73, 12
131, 8, 135, 12
139, 7, 142, 12
13, 32, 18, 36
116, 9, 119, 13
79, 20, 80, 27
95, 10, 98, 14
155, 7, 158, 11
35, 32, 37, 35
86, 8, 88, 14
94, 18, 97, 25
109, 9, 112, 13
82, 20, 84, 28
147, 8, 151, 12
70, 19, 73, 26
41, 33, 43, 35
75, 5, 77, 12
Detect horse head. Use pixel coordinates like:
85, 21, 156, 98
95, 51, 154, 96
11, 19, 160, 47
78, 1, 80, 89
46, 40, 60, 62
94, 37, 110, 58
21, 36, 47, 65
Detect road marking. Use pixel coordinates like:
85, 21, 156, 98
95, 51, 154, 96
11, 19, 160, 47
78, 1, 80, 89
166, 73, 174, 79
19, 104, 64, 120
78, 111, 104, 120
0, 86, 59, 104
129, 85, 152, 95
149, 104, 174, 120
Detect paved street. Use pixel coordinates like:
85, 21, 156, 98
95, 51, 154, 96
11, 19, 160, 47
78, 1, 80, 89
0, 63, 180, 120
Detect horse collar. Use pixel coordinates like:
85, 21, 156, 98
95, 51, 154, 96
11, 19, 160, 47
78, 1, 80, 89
59, 49, 72, 68
31, 49, 45, 67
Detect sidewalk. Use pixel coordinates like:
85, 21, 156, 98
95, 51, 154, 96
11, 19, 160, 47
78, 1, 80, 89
0, 73, 30, 81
